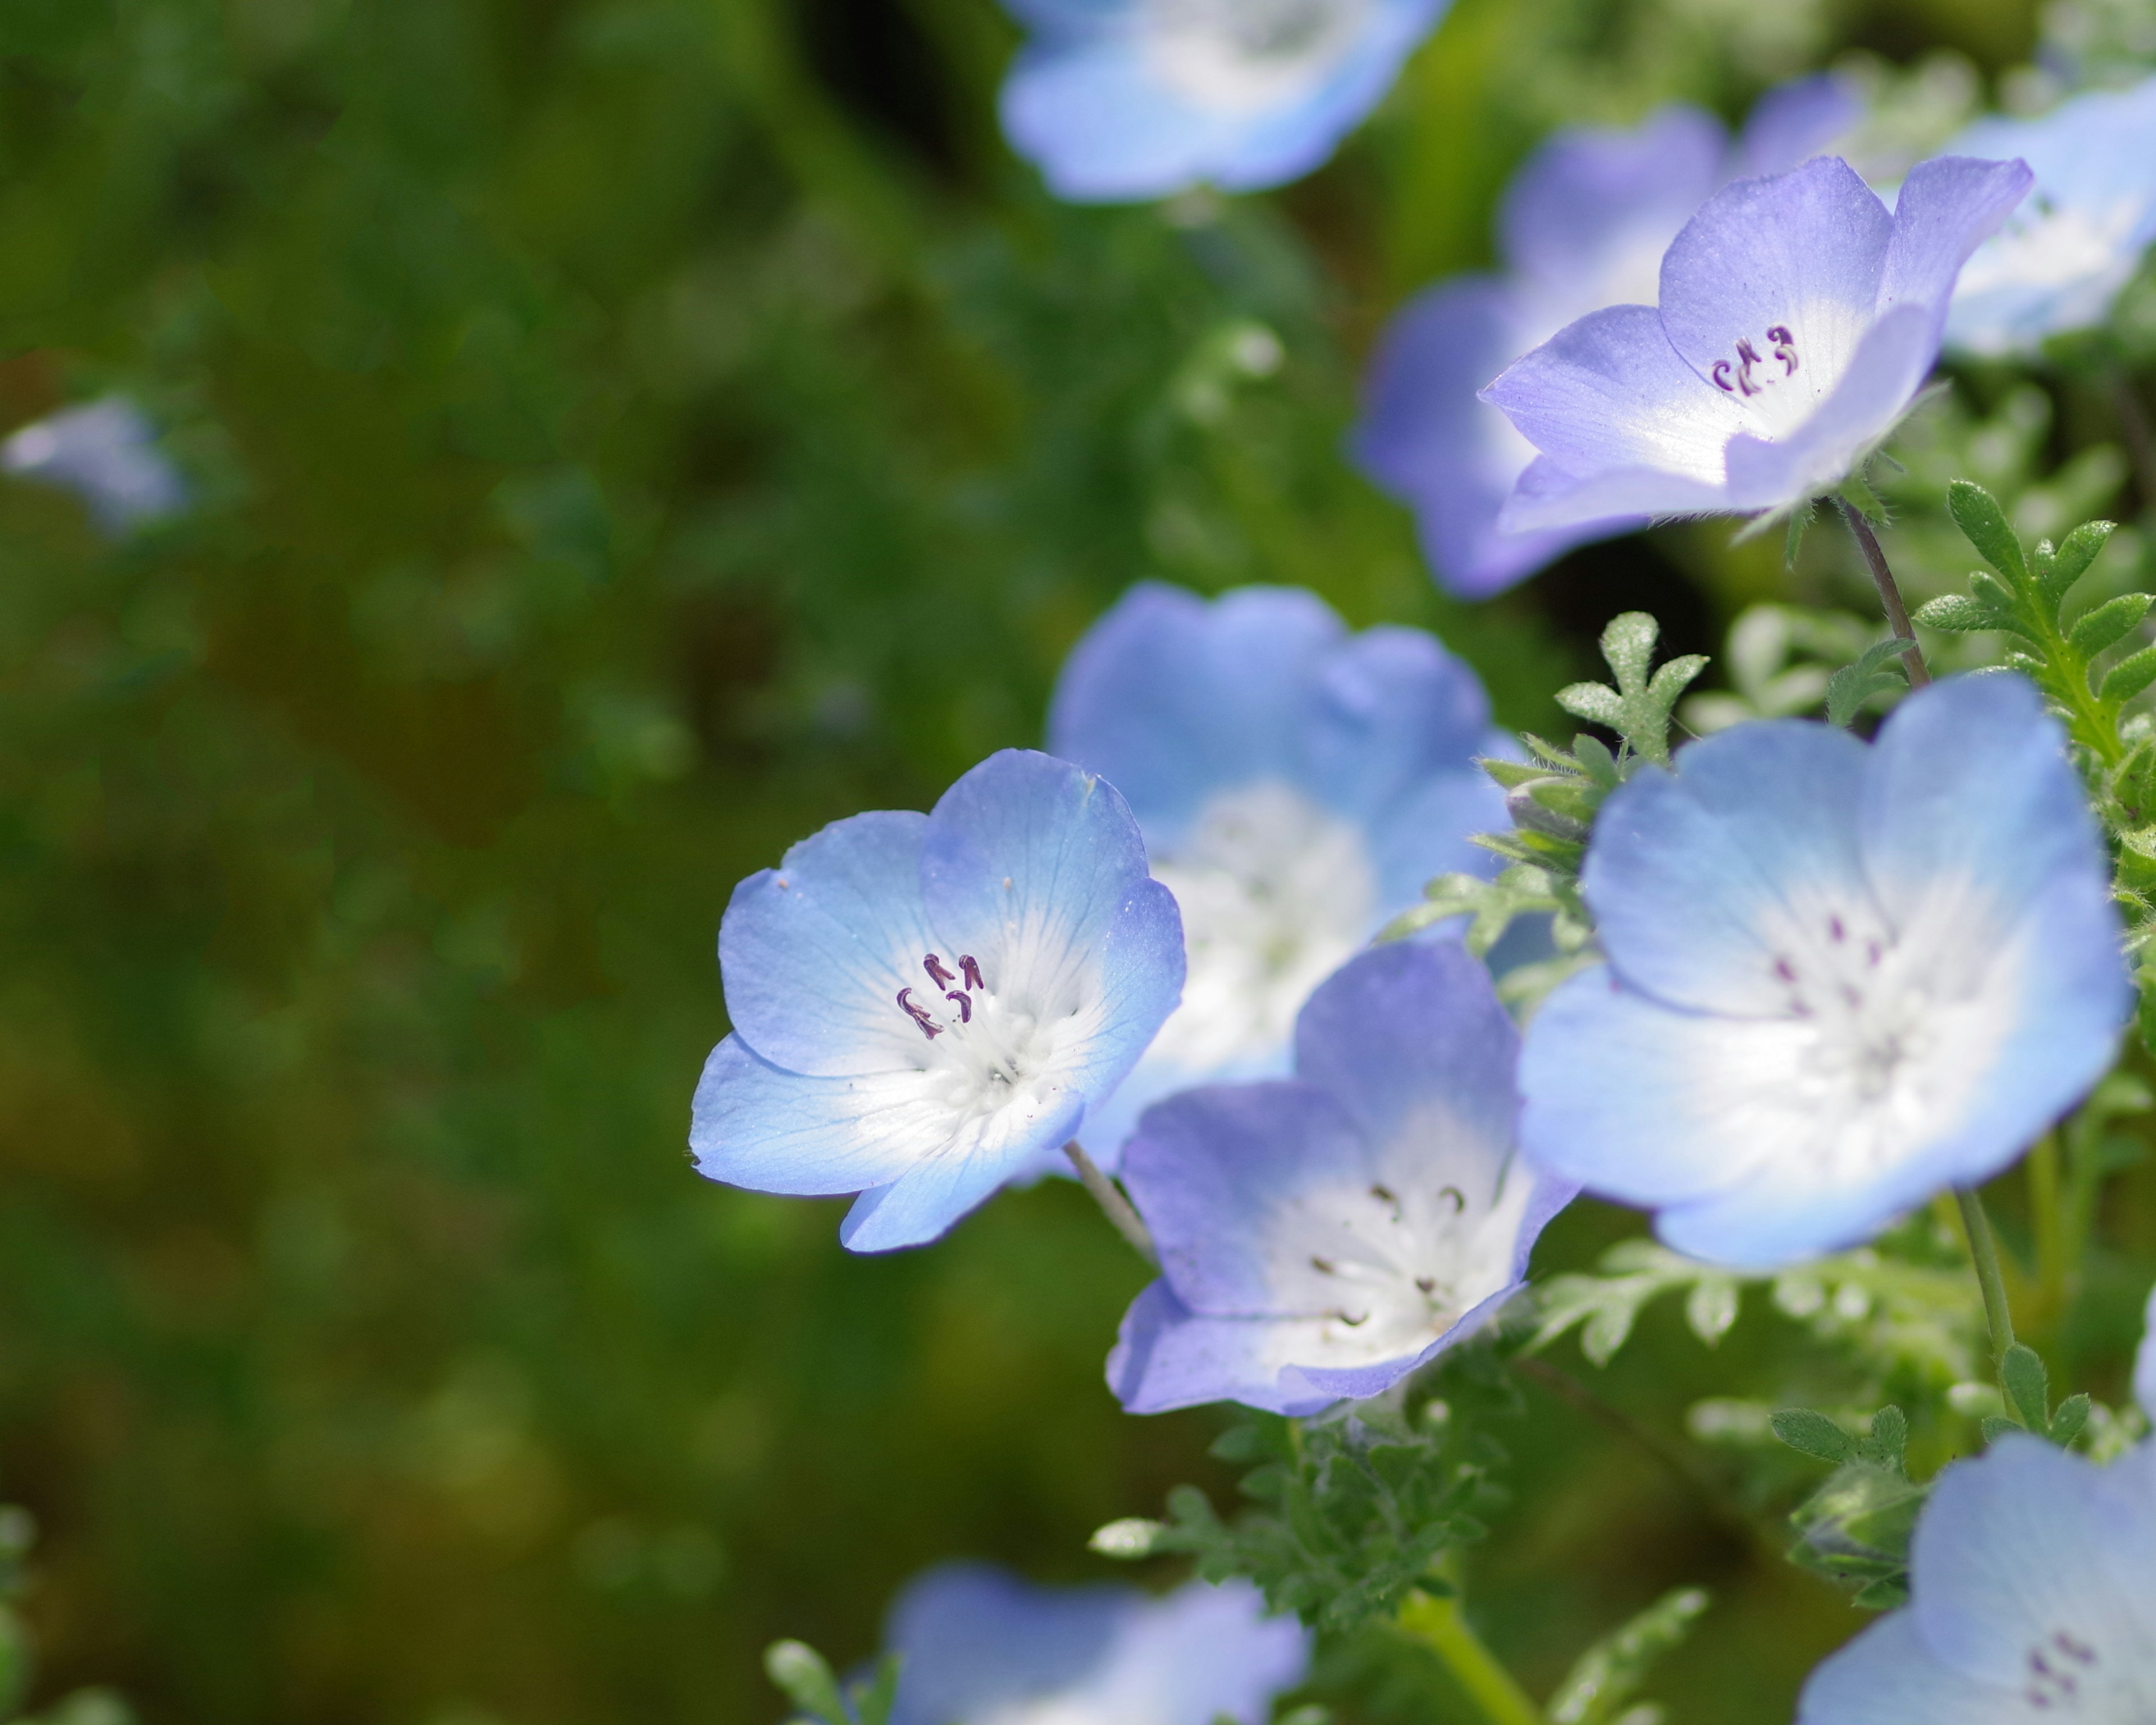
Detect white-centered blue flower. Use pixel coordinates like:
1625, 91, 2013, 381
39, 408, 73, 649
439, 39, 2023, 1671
1944, 75, 2156, 356
997, 0, 1450, 203
1047, 582, 1506, 1167
1518, 675, 2130, 1268
1356, 77, 1860, 596
1479, 153, 2032, 531
1109, 942, 1575, 1416
882, 1563, 1309, 1725
1, 397, 185, 535
689, 750, 1184, 1253
1797, 1433, 2156, 1724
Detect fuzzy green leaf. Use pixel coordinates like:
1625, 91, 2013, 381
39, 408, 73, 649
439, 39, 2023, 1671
1911, 594, 2006, 633
1948, 479, 2029, 583
2002, 1344, 2050, 1431
1600, 612, 1661, 693
1556, 682, 1627, 729
2044, 519, 2118, 604
1547, 1587, 1711, 1725
2048, 1394, 2091, 1449
1825, 639, 1910, 728
766, 1642, 850, 1725
2102, 645, 2156, 705
1683, 1277, 1741, 1347
2067, 592, 2152, 659
1772, 1408, 1858, 1464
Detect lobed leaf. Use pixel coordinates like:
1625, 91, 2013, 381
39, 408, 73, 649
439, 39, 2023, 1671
1911, 593, 2006, 633
1770, 1408, 1857, 1464
2067, 592, 2152, 659
2102, 645, 2156, 705
2044, 519, 2118, 605
1948, 479, 2029, 583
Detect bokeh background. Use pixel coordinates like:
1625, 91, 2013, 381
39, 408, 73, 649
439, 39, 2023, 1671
0, 0, 2151, 1721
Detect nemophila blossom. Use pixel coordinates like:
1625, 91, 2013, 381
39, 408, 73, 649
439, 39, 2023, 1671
1047, 582, 1506, 1166
1519, 675, 2130, 1268
1796, 1434, 2156, 1724
1944, 75, 2156, 356
997, 0, 1450, 203
689, 750, 1184, 1253
882, 1563, 1309, 1725
1, 398, 184, 535
1481, 153, 2032, 532
1109, 941, 1576, 1416
2139, 1284, 2156, 1421
1356, 77, 1860, 596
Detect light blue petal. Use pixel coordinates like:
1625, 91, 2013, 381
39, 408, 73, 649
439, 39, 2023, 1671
1108, 1279, 1340, 1416
1880, 155, 2035, 322
1733, 72, 1862, 180
1584, 719, 1872, 1015
1353, 277, 1627, 596
1796, 1609, 2023, 1725
1121, 1080, 1367, 1314
1909, 1436, 2144, 1689
719, 809, 938, 1077
1080, 1577, 1310, 1725
1363, 767, 1508, 909
1860, 675, 2111, 929
885, 1562, 1135, 1725
1293, 942, 1516, 1161
1303, 623, 1490, 826
2138, 1284, 2156, 1420
1070, 1036, 1294, 1177
1482, 305, 1746, 531
998, 40, 1241, 203
1048, 585, 1345, 842
689, 1035, 943, 1196
1500, 106, 1725, 295
841, 1082, 1088, 1252
1656, 157, 1892, 390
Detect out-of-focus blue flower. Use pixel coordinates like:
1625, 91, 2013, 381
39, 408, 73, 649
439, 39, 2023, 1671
1356, 77, 1860, 597
1, 397, 185, 535
883, 1563, 1309, 1725
1518, 676, 2128, 1268
690, 750, 1184, 1253
1109, 942, 1575, 1416
1796, 1434, 2156, 1724
1480, 154, 2031, 531
997, 0, 1450, 203
1944, 75, 2156, 355
1047, 582, 1506, 1167
2139, 1283, 2156, 1421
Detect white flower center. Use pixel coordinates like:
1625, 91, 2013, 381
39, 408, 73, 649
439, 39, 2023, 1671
2017, 1623, 2156, 1717
1271, 1149, 1532, 1368
895, 952, 1075, 1129
1141, 0, 1369, 113
1146, 781, 1377, 1074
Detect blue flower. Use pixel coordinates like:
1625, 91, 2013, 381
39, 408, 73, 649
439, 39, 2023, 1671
1047, 582, 1506, 1166
1796, 1434, 2156, 1724
1356, 77, 1860, 596
1944, 75, 2156, 356
882, 1563, 1309, 1725
1479, 153, 2032, 531
1, 397, 185, 535
690, 750, 1184, 1253
997, 0, 1450, 203
2139, 1284, 2156, 1422
1108, 942, 1576, 1416
1518, 675, 2130, 1268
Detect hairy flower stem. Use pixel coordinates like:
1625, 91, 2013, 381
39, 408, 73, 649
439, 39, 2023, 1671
1063, 1142, 1157, 1266
1838, 499, 1933, 688
1396, 1591, 1543, 1725
1954, 1185, 2018, 1374
2028, 1132, 2066, 1332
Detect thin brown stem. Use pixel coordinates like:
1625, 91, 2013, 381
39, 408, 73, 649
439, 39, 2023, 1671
1838, 499, 1933, 688
1064, 1141, 1157, 1266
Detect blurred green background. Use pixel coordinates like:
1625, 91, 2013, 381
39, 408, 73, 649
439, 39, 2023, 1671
0, 0, 2149, 1721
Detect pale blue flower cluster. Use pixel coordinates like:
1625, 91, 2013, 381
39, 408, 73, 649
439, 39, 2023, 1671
996, 0, 1451, 202
880, 1564, 1308, 1725
2, 397, 185, 535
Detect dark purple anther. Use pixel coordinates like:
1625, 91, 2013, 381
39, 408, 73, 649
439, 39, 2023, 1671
923, 953, 957, 989
1735, 337, 1764, 395
1712, 360, 1735, 394
1829, 915, 1846, 943
959, 954, 985, 992
897, 987, 940, 1039
1768, 325, 1798, 374
944, 990, 972, 1024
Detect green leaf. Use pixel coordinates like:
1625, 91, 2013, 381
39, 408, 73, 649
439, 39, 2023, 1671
2067, 592, 2152, 658
1859, 1405, 1909, 1470
2048, 1394, 2091, 1449
1089, 1518, 1164, 1558
852, 1655, 902, 1725
1825, 639, 1910, 727
1683, 1277, 1740, 1347
1981, 1414, 2021, 1446
2002, 1344, 2050, 1430
2044, 519, 2118, 604
1771, 1408, 1857, 1464
766, 1641, 851, 1725
1646, 654, 1710, 709
2101, 644, 2156, 705
1783, 500, 1814, 569
1911, 593, 2006, 632
1570, 733, 1622, 787
1556, 682, 1627, 729
1600, 612, 1661, 693
1546, 1587, 1711, 1725
1948, 479, 2029, 583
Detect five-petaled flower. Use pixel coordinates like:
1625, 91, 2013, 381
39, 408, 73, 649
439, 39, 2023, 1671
1047, 582, 1507, 1167
1944, 74, 2156, 357
996, 0, 1450, 204
690, 750, 1184, 1253
1356, 76, 1860, 596
881, 1563, 1309, 1725
1518, 675, 2131, 1268
1479, 153, 2031, 531
1108, 941, 1576, 1416
1797, 1293, 2156, 1725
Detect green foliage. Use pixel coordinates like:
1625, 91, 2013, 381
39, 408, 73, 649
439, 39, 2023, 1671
1773, 1405, 1925, 1609
765, 1640, 899, 1725
1553, 614, 1709, 772
1110, 1372, 1516, 1633
1823, 638, 1914, 729
1545, 1587, 1710, 1725
1683, 605, 1880, 733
